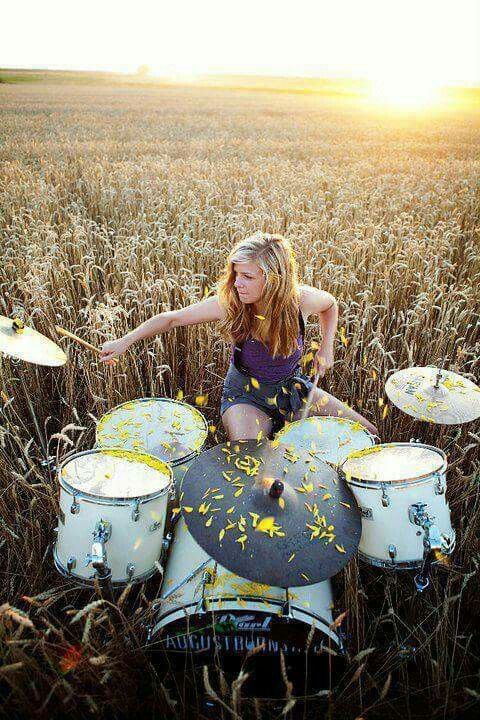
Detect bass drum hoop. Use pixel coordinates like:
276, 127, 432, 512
340, 442, 447, 489
58, 447, 173, 504
150, 598, 341, 650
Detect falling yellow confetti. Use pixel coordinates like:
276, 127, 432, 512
219, 529, 225, 542
195, 394, 209, 407
256, 430, 263, 442
254, 315, 266, 320
322, 493, 332, 501
209, 425, 217, 434
183, 506, 193, 513
335, 544, 346, 553
205, 516, 213, 527
382, 405, 389, 419
256, 516, 275, 533
310, 341, 320, 350
226, 506, 235, 514
236, 535, 248, 550
378, 398, 384, 407
278, 497, 285, 510
176, 390, 184, 401
288, 553, 295, 563
371, 369, 377, 381
340, 327, 348, 347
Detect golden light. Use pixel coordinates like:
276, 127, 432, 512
368, 73, 442, 109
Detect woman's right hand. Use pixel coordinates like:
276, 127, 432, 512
99, 337, 132, 363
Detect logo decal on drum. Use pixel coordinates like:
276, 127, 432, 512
216, 613, 272, 632
360, 507, 373, 520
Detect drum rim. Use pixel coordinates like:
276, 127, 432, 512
58, 447, 173, 502
95, 396, 209, 464
339, 441, 447, 488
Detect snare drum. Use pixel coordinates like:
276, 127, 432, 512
148, 517, 340, 658
53, 448, 173, 585
340, 442, 456, 569
96, 398, 208, 489
274, 416, 376, 466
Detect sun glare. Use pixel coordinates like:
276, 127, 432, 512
366, 67, 443, 110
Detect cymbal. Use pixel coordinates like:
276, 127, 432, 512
385, 366, 480, 425
179, 439, 361, 588
0, 316, 67, 366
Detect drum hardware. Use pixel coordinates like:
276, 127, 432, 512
198, 564, 218, 613
157, 559, 212, 605
388, 545, 397, 562
180, 439, 361, 588
126, 563, 136, 580
131, 499, 140, 522
381, 484, 390, 507
70, 493, 80, 514
85, 519, 112, 575
67, 556, 76, 571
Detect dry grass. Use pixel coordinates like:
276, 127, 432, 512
0, 80, 479, 719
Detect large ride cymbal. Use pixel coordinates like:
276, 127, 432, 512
385, 366, 480, 425
0, 316, 67, 366
179, 439, 361, 588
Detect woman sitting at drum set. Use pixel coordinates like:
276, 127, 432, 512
99, 232, 378, 439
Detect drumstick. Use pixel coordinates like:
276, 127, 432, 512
54, 325, 118, 365
300, 369, 322, 420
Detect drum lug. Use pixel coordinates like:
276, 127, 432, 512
381, 484, 390, 507
126, 563, 135, 580
434, 472, 445, 495
149, 521, 163, 533
409, 438, 422, 444
70, 493, 80, 514
131, 499, 140, 522
388, 544, 397, 562
408, 502, 428, 526
162, 533, 172, 552
85, 519, 111, 572
168, 484, 176, 500
67, 556, 76, 571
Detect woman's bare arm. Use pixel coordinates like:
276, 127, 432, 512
100, 296, 224, 362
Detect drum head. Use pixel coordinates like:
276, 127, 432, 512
274, 416, 375, 466
341, 443, 446, 484
60, 448, 172, 499
96, 398, 208, 465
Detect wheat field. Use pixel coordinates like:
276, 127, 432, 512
0, 77, 479, 719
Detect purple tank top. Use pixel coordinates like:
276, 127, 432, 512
229, 311, 305, 383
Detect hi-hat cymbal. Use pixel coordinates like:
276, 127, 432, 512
385, 366, 480, 425
0, 316, 67, 366
179, 439, 361, 588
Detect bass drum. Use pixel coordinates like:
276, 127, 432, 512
148, 517, 341, 671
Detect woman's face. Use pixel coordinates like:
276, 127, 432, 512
233, 262, 266, 304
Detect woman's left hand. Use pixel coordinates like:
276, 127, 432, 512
313, 345, 334, 377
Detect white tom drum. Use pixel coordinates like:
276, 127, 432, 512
339, 442, 455, 569
53, 448, 173, 585
148, 517, 340, 659
274, 416, 376, 466
95, 398, 208, 490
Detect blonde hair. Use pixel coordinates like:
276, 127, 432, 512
217, 232, 302, 358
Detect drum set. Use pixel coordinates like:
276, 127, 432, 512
1, 313, 480, 666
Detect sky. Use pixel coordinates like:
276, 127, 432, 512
2, 0, 480, 86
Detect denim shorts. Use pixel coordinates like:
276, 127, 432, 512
220, 362, 314, 434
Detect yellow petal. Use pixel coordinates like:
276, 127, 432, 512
251, 377, 260, 389
176, 389, 184, 401
254, 315, 266, 320
335, 544, 346, 553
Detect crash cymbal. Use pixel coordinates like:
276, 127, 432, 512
385, 366, 480, 425
0, 316, 67, 366
179, 439, 361, 588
